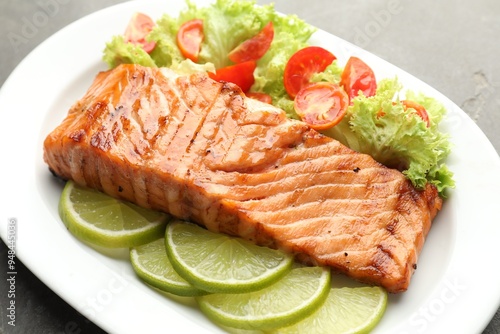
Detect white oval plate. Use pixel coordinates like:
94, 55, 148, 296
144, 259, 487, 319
1, 1, 500, 333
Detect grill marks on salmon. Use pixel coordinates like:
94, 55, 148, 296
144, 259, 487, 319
44, 64, 442, 293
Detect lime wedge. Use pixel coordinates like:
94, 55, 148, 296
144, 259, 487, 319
197, 266, 331, 331
275, 286, 388, 334
130, 238, 207, 296
59, 180, 169, 248
164, 220, 293, 294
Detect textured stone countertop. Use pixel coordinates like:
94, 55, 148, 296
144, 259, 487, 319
1, 0, 499, 333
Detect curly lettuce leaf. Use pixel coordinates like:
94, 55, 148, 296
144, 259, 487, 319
171, 59, 216, 75
323, 78, 454, 196
102, 36, 157, 68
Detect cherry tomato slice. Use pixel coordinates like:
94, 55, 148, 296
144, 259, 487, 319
176, 19, 204, 62
284, 46, 336, 99
208, 61, 257, 93
246, 92, 272, 104
228, 22, 274, 63
402, 100, 430, 127
340, 56, 377, 100
124, 12, 156, 53
294, 82, 349, 131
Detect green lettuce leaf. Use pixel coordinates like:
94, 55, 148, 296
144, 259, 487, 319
102, 36, 157, 68
171, 59, 216, 75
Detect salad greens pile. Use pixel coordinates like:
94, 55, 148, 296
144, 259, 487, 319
102, 0, 454, 196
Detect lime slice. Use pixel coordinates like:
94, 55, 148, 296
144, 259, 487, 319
59, 180, 169, 248
130, 238, 207, 296
197, 266, 331, 331
275, 286, 388, 334
165, 220, 293, 293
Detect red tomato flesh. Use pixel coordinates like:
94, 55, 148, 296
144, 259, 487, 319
176, 19, 204, 62
402, 100, 430, 127
124, 12, 156, 53
340, 56, 377, 100
294, 82, 349, 131
284, 46, 336, 99
228, 22, 274, 63
246, 92, 272, 104
209, 61, 257, 93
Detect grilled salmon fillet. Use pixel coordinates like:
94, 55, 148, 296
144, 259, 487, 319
44, 64, 442, 293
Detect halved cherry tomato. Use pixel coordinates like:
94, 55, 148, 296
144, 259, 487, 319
340, 56, 376, 100
294, 82, 349, 131
228, 22, 274, 63
402, 100, 430, 127
246, 92, 272, 104
283, 46, 336, 99
208, 61, 257, 92
124, 13, 156, 53
176, 19, 204, 62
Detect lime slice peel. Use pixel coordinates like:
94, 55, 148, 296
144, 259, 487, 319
59, 180, 169, 248
165, 220, 294, 294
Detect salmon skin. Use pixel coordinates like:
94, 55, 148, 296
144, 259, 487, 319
44, 64, 442, 293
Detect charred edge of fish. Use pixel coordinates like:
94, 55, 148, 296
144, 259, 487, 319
353, 167, 361, 173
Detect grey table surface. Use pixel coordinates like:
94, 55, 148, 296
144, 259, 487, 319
1, 0, 499, 333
